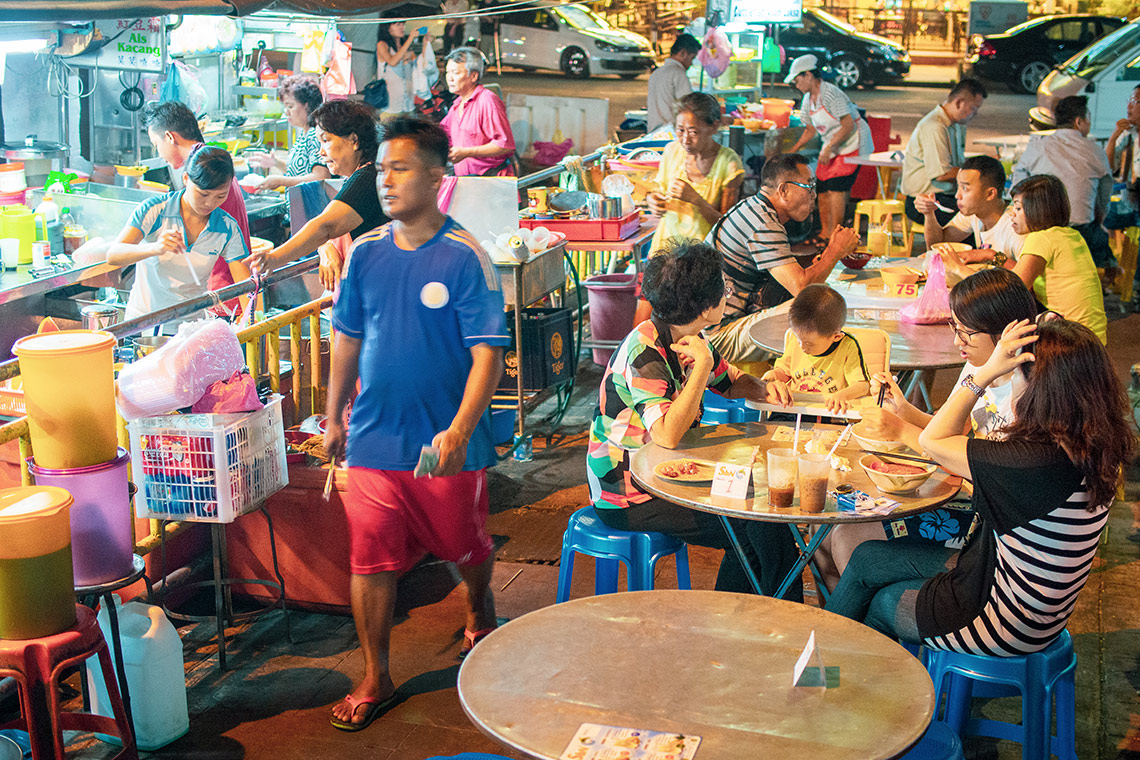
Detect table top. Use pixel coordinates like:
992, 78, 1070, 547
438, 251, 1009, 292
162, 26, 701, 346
458, 590, 936, 760
846, 150, 904, 168
562, 220, 657, 252
629, 422, 961, 524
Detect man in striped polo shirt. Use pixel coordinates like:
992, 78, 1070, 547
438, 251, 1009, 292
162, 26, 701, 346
704, 153, 859, 364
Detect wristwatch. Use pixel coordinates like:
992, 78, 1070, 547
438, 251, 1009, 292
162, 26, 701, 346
961, 373, 985, 397
988, 251, 1008, 268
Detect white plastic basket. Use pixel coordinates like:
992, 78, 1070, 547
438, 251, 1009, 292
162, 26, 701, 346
128, 395, 288, 523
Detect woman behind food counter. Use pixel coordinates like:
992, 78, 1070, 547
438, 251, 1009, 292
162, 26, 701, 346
645, 93, 744, 255
786, 54, 873, 250
249, 100, 387, 289
249, 75, 333, 192
107, 147, 250, 325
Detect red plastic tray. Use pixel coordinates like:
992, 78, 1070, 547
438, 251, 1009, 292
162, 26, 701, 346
520, 209, 641, 242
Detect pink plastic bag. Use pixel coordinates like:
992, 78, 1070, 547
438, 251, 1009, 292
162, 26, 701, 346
190, 372, 263, 414
900, 253, 952, 324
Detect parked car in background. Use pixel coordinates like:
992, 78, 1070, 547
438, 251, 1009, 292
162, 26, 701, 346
495, 1, 654, 79
961, 14, 1125, 94
1034, 17, 1140, 138
778, 9, 910, 89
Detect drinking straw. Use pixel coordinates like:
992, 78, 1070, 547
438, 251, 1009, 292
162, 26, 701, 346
792, 413, 801, 453
828, 424, 853, 458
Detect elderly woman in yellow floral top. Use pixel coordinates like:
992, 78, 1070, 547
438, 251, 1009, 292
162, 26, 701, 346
646, 93, 744, 254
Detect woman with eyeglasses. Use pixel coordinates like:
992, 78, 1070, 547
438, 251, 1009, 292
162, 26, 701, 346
827, 315, 1132, 656
646, 93, 744, 256
812, 268, 1039, 591
587, 238, 801, 599
785, 54, 873, 251
1008, 174, 1108, 344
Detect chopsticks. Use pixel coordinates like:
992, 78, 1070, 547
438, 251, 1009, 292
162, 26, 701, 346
875, 384, 887, 408
858, 449, 940, 467
322, 457, 337, 501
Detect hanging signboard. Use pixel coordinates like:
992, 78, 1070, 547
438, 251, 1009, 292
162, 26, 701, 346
967, 2, 1028, 36
68, 17, 167, 73
729, 0, 802, 25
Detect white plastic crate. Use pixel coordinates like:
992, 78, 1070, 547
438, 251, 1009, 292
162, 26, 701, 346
128, 395, 288, 523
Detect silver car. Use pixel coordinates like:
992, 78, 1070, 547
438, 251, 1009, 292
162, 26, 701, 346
495, 2, 655, 79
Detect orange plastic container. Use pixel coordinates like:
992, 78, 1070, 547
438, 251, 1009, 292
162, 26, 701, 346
760, 98, 795, 128
13, 330, 118, 469
0, 486, 76, 639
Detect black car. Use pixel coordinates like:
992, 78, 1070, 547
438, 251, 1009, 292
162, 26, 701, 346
961, 14, 1125, 94
778, 9, 910, 89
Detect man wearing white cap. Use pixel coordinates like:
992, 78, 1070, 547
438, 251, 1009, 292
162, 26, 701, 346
787, 54, 873, 250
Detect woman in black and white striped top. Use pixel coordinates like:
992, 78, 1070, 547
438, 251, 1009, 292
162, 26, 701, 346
827, 317, 1133, 655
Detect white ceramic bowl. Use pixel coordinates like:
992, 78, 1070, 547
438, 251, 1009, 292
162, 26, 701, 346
851, 425, 906, 452
860, 455, 936, 494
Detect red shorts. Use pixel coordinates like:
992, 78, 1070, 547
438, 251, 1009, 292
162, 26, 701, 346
344, 467, 493, 575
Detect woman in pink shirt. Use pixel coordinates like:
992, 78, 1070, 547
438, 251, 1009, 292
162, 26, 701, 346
440, 48, 516, 176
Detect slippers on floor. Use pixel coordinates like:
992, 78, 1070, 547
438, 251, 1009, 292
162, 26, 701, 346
330, 692, 398, 732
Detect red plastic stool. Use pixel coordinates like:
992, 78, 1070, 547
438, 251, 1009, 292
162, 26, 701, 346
0, 604, 137, 760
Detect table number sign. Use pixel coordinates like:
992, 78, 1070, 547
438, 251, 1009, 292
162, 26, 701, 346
710, 462, 751, 500
887, 282, 920, 298
793, 630, 839, 688
561, 723, 702, 760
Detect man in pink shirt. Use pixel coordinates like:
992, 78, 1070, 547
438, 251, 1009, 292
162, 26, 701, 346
440, 48, 516, 176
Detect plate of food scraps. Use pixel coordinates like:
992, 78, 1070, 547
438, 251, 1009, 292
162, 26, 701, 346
654, 458, 717, 483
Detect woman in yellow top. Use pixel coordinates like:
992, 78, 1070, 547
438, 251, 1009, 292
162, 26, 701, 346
646, 93, 744, 254
1008, 174, 1107, 344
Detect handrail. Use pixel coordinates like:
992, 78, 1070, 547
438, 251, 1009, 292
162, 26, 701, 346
517, 148, 608, 190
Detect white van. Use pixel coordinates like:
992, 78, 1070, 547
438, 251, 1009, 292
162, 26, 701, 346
495, 2, 655, 79
1035, 18, 1140, 137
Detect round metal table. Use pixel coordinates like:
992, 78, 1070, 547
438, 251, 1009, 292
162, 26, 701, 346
458, 590, 936, 760
629, 422, 962, 600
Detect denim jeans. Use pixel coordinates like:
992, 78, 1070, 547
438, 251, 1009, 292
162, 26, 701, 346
598, 499, 803, 601
825, 540, 956, 642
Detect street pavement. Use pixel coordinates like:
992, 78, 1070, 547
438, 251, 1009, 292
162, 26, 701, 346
482, 64, 1034, 155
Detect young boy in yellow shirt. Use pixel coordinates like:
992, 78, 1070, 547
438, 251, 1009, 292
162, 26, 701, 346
763, 284, 870, 412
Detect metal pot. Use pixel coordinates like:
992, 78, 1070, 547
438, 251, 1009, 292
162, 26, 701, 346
80, 303, 122, 331
134, 335, 169, 359
2, 135, 68, 188
587, 194, 622, 219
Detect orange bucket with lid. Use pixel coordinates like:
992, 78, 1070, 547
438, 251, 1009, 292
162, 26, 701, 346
13, 330, 118, 469
0, 486, 76, 639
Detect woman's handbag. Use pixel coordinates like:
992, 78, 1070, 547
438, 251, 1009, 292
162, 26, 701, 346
362, 79, 389, 111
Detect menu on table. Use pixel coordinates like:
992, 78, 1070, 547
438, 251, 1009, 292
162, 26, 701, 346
561, 723, 701, 760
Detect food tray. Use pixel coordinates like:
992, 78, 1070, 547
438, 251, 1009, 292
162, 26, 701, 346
128, 395, 288, 523
519, 209, 641, 242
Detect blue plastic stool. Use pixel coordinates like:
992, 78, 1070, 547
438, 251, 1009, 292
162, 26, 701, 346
555, 506, 691, 603
701, 390, 762, 425
925, 630, 1077, 760
899, 721, 965, 760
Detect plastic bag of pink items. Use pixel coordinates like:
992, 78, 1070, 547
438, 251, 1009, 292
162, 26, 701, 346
190, 371, 263, 414
116, 319, 247, 420
899, 252, 952, 324
532, 138, 573, 167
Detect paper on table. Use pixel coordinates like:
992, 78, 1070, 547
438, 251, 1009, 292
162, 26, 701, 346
560, 722, 702, 760
793, 630, 828, 688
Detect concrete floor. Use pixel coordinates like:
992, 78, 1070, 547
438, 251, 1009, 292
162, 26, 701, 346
32, 305, 1138, 760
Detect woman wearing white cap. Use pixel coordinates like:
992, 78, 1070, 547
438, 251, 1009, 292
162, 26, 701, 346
787, 54, 873, 250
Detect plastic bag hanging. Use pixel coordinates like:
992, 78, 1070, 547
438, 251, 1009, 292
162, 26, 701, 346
699, 27, 732, 79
